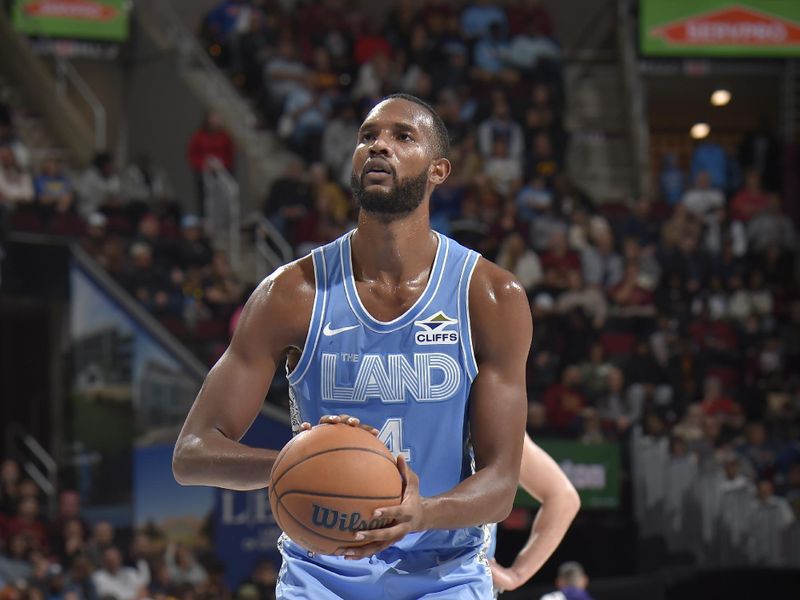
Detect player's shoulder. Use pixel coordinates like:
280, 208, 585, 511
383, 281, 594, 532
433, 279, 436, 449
469, 257, 528, 311
248, 254, 316, 318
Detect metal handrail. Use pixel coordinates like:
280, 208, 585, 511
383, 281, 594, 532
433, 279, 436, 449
203, 159, 241, 270
54, 57, 106, 151
252, 213, 293, 279
5, 422, 58, 518
617, 0, 650, 198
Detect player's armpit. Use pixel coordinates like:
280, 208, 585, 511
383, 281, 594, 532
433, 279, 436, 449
172, 258, 314, 490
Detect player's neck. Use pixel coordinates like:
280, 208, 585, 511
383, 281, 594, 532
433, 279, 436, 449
352, 209, 437, 284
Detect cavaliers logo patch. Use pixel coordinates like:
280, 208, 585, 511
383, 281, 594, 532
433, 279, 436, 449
414, 311, 459, 345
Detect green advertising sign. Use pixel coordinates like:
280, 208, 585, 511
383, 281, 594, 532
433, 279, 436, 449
514, 440, 620, 510
641, 0, 800, 57
12, 0, 129, 42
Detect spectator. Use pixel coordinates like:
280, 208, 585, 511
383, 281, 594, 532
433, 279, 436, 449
33, 158, 74, 219
681, 170, 724, 230
0, 459, 20, 515
730, 169, 770, 223
737, 422, 777, 477
165, 545, 206, 588
188, 112, 235, 215
540, 230, 581, 293
0, 146, 34, 207
690, 139, 729, 192
746, 194, 795, 254
0, 123, 30, 170
477, 94, 524, 160
461, 0, 508, 40
659, 153, 684, 205
500, 16, 560, 72
121, 242, 182, 317
134, 213, 178, 272
581, 223, 623, 291
494, 232, 542, 293
3, 497, 48, 552
176, 215, 214, 271
264, 158, 315, 243
203, 251, 243, 321
472, 22, 518, 85
541, 561, 594, 600
527, 132, 560, 185
555, 271, 608, 328
85, 521, 115, 567
75, 152, 123, 218
483, 137, 522, 196
609, 263, 655, 314
738, 118, 781, 192
543, 366, 586, 434
91, 547, 149, 600
0, 535, 32, 586
64, 555, 98, 600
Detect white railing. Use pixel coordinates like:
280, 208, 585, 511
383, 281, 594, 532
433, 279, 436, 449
5, 422, 58, 519
252, 213, 293, 280
203, 159, 241, 271
54, 57, 106, 151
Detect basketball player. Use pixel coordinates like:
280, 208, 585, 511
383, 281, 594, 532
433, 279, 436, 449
489, 433, 580, 593
173, 94, 533, 598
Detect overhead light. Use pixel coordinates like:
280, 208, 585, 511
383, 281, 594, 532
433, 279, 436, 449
691, 123, 710, 139
710, 89, 731, 106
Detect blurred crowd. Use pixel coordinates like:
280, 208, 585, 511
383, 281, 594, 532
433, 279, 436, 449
0, 458, 279, 600
0, 0, 798, 585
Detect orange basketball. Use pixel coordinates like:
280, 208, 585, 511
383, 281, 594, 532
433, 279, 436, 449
268, 423, 403, 555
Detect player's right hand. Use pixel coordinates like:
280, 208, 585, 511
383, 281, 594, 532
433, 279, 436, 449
315, 414, 380, 436
489, 559, 524, 591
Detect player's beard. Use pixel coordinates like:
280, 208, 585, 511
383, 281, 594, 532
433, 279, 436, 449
351, 166, 428, 221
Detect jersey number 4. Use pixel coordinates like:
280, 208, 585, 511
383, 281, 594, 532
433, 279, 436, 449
378, 418, 412, 462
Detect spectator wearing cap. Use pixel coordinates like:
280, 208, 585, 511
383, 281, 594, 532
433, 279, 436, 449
541, 561, 594, 600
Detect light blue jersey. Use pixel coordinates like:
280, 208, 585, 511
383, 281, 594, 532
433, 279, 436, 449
277, 230, 493, 599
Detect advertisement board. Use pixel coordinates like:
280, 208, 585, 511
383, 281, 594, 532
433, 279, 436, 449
514, 440, 620, 510
12, 0, 129, 41
641, 0, 800, 57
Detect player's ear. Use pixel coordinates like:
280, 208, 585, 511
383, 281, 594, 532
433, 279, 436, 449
429, 157, 451, 185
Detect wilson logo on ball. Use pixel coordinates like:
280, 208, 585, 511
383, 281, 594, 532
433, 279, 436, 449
311, 504, 391, 532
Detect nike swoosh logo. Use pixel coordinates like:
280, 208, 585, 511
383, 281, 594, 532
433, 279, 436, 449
322, 323, 360, 336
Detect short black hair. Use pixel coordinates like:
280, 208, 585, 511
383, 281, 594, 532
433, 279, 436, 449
381, 93, 450, 159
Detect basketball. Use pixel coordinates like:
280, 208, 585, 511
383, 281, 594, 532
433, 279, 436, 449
268, 424, 403, 555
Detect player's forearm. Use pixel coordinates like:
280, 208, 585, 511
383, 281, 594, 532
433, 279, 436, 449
510, 488, 580, 580
419, 467, 518, 530
173, 431, 278, 490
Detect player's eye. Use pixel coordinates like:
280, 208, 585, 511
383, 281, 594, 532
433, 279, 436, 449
398, 133, 413, 142
359, 132, 374, 142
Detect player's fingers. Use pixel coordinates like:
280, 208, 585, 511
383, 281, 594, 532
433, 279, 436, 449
373, 504, 411, 523
359, 423, 380, 436
299, 422, 312, 431
318, 415, 338, 424
351, 522, 408, 544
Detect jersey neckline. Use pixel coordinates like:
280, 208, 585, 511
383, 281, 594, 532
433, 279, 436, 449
340, 230, 448, 333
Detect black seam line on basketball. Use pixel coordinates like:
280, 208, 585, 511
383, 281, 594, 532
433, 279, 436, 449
277, 490, 402, 502
277, 496, 364, 544
271, 447, 397, 490
269, 437, 296, 485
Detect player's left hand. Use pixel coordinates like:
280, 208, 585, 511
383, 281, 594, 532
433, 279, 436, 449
300, 415, 380, 436
335, 455, 424, 559
489, 559, 524, 591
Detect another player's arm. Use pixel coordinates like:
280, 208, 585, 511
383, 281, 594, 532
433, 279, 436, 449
491, 434, 581, 591
172, 259, 313, 490
344, 260, 530, 557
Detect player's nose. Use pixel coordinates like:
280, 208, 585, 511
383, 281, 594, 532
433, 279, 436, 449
367, 133, 392, 157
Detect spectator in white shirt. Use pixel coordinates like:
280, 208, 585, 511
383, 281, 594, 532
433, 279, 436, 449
0, 145, 34, 206
76, 153, 123, 218
92, 546, 149, 600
